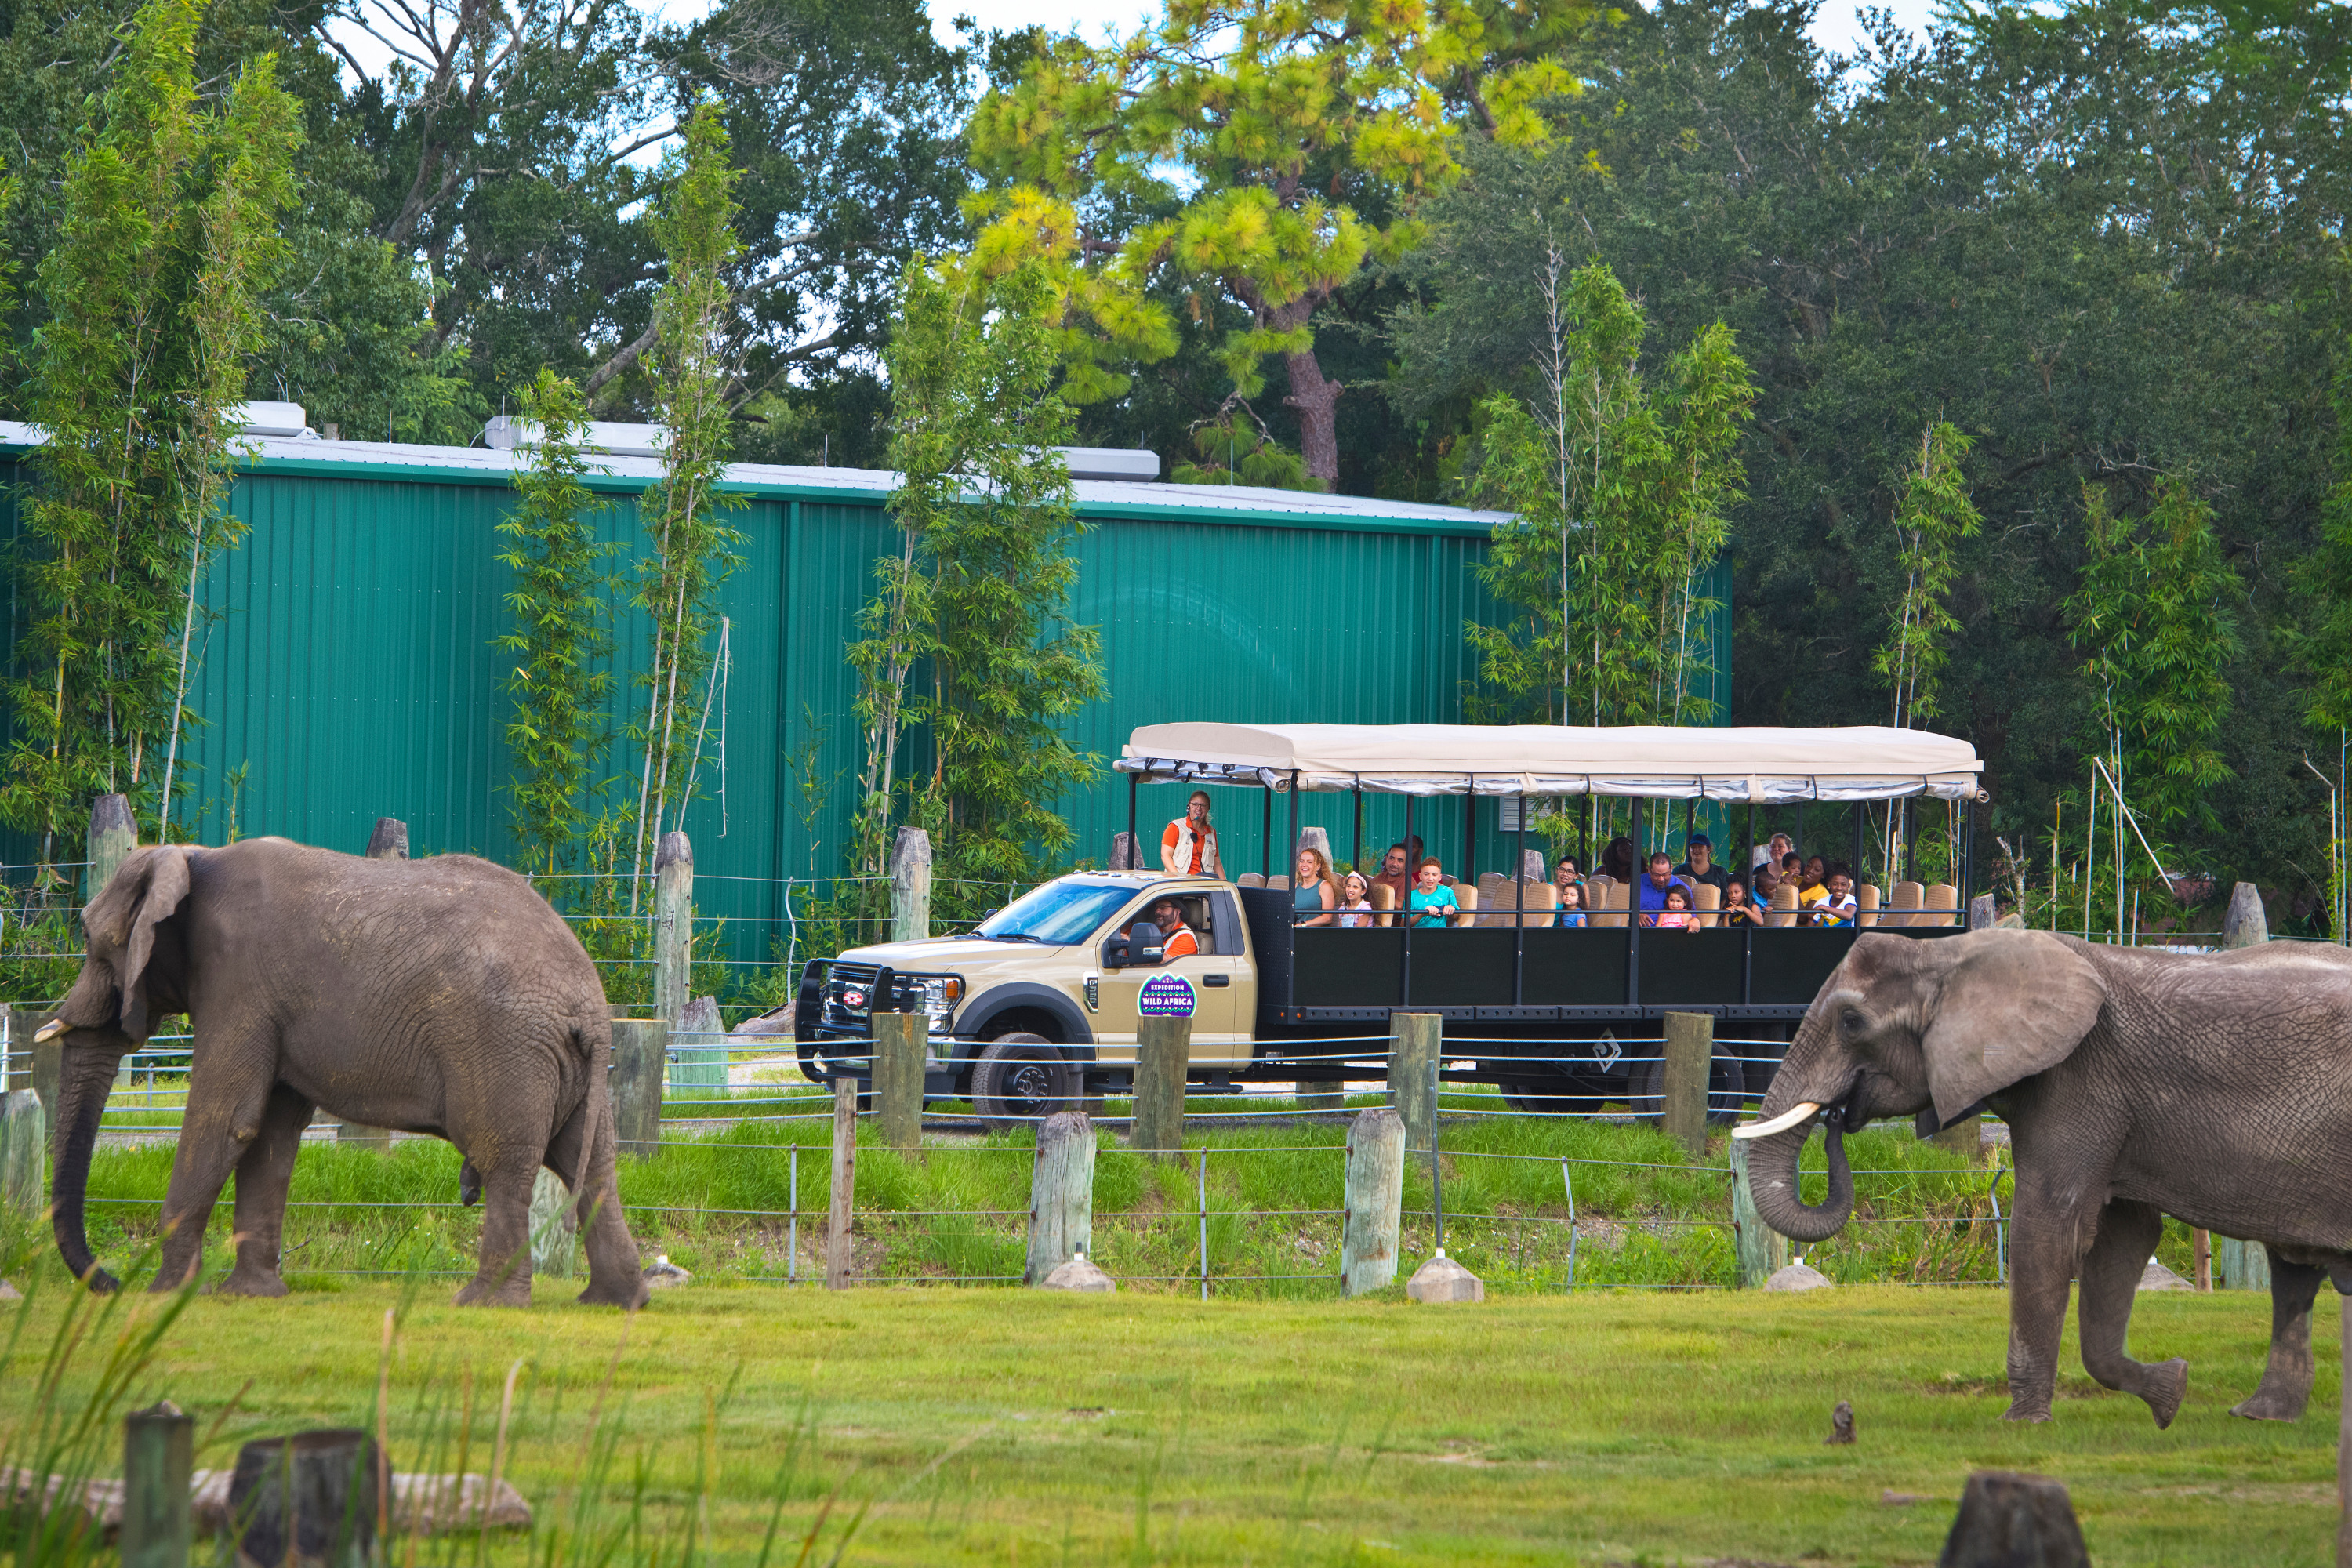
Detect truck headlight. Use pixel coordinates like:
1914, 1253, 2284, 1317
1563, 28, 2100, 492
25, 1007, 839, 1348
920, 976, 963, 1034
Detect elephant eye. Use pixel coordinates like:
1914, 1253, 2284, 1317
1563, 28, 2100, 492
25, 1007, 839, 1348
1841, 1009, 1865, 1033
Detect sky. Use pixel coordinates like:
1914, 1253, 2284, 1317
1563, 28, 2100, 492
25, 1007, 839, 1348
924, 0, 1947, 58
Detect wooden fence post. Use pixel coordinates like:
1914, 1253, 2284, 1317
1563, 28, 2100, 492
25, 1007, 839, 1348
365, 818, 409, 859
1132, 1014, 1189, 1161
2192, 1227, 2212, 1291
1340, 1106, 1404, 1295
1661, 1011, 1712, 1159
227, 1431, 387, 1568
826, 1077, 857, 1290
1109, 831, 1137, 870
1966, 892, 1998, 931
86, 793, 136, 902
1727, 1139, 1788, 1287
609, 1019, 667, 1154
2215, 1236, 2273, 1292
891, 827, 931, 943
1388, 1013, 1439, 1156
653, 832, 693, 1026
2223, 880, 2269, 949
1933, 1113, 1982, 1156
529, 1170, 578, 1279
0, 1090, 45, 1217
1025, 1110, 1095, 1284
122, 1400, 194, 1568
872, 1011, 925, 1156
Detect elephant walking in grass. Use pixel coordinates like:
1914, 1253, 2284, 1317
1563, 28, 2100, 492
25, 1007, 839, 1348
1736, 929, 2350, 1427
38, 839, 648, 1308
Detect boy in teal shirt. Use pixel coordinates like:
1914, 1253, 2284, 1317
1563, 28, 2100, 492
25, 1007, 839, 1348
1408, 858, 1461, 927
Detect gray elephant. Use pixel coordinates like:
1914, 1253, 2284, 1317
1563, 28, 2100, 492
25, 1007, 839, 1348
1735, 928, 2350, 1426
38, 838, 648, 1308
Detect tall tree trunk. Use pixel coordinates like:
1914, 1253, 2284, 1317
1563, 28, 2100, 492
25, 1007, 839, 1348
1283, 347, 1342, 489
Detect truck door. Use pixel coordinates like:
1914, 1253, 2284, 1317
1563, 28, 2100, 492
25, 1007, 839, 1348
1094, 888, 1242, 1063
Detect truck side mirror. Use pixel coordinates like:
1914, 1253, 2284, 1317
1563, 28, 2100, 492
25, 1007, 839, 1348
1103, 933, 1131, 970
1132, 922, 1165, 965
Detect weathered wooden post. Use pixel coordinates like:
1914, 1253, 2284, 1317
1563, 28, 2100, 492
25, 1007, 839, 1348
86, 793, 136, 902
227, 1430, 388, 1568
826, 1077, 856, 1290
609, 1019, 667, 1154
653, 832, 693, 1026
122, 1400, 194, 1568
1109, 831, 1138, 870
1131, 1013, 1189, 1161
1340, 1106, 1404, 1295
890, 827, 931, 943
1387, 1013, 1439, 1157
0, 1090, 45, 1217
529, 1170, 577, 1279
1966, 892, 1997, 931
2216, 1236, 2273, 1292
364, 817, 409, 860
872, 1010, 925, 1156
1661, 1011, 1712, 1159
1727, 1139, 1788, 1288
1939, 1471, 2087, 1567
1025, 1110, 1095, 1284
2191, 1227, 2212, 1290
2223, 880, 2269, 949
1932, 1112, 1982, 1156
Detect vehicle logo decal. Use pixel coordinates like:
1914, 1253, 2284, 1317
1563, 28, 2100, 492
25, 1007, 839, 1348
1138, 974, 1197, 1018
842, 989, 866, 1007
1594, 1033, 1622, 1073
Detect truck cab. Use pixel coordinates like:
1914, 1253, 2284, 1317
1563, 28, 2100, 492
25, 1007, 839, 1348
795, 870, 1260, 1123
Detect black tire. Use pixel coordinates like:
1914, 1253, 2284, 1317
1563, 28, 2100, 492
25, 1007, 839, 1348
1631, 1047, 1749, 1127
971, 1033, 1084, 1132
1499, 1078, 1606, 1116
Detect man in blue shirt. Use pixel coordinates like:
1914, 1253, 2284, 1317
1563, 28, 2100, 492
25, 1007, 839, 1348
1638, 851, 1679, 926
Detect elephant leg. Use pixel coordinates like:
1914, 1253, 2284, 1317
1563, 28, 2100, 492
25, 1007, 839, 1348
153, 1058, 277, 1291
2232, 1256, 2326, 1421
2076, 1199, 2187, 1428
557, 1080, 646, 1308
2002, 1185, 2080, 1424
216, 1085, 313, 1298
454, 1160, 535, 1308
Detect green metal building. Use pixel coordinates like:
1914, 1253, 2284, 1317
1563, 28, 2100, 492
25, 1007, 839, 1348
0, 423, 1730, 968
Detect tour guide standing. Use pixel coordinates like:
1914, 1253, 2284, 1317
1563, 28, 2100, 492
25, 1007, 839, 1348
1160, 790, 1223, 877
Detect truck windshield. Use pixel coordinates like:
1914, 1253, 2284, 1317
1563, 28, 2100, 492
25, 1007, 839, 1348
975, 881, 1138, 946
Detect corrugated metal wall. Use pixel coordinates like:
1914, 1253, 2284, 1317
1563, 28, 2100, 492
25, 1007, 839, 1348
1, 456, 1730, 968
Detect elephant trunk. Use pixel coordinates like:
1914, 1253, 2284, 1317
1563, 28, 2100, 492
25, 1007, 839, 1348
1746, 1109, 1854, 1244
50, 1040, 128, 1293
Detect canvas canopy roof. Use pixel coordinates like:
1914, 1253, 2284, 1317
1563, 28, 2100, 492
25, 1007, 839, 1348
1116, 723, 1985, 803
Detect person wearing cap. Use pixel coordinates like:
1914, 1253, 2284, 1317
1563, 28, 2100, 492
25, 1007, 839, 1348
1132, 895, 1200, 960
1675, 833, 1733, 899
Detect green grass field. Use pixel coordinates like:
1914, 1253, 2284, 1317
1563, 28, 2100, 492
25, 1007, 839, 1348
0, 1271, 2336, 1566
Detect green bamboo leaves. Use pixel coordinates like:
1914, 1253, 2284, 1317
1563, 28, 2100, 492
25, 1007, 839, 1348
851, 260, 1104, 885
2, 0, 299, 855
1875, 424, 1983, 731
495, 371, 619, 877
1465, 259, 1753, 729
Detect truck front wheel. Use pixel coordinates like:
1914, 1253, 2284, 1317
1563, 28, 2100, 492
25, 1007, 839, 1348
971, 1034, 1089, 1132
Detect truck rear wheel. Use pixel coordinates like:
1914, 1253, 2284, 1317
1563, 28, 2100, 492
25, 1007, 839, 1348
971, 1033, 1088, 1132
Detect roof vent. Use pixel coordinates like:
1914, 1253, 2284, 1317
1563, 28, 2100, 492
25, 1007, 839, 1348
484, 416, 666, 458
1058, 447, 1158, 481
234, 401, 315, 439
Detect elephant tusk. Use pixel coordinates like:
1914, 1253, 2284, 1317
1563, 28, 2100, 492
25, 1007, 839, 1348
32, 1018, 64, 1043
1730, 1101, 1823, 1140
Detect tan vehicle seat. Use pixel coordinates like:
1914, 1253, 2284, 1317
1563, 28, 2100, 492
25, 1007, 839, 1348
1520, 880, 1557, 928
1922, 883, 1959, 927
1887, 880, 1923, 927
1692, 882, 1722, 927
1767, 884, 1800, 927
1592, 881, 1630, 928
1370, 882, 1396, 927
1237, 873, 1265, 888
1856, 884, 1882, 927
1267, 874, 1290, 891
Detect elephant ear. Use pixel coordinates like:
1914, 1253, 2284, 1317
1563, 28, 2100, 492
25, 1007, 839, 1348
1920, 931, 2104, 1124
82, 846, 191, 1041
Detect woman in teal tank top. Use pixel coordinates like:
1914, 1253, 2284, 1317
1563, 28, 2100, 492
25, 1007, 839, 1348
1293, 848, 1337, 927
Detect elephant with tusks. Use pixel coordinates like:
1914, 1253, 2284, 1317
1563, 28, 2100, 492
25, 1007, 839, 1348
1738, 928, 2352, 1426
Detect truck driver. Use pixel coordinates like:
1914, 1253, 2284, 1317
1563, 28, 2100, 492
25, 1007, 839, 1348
1131, 895, 1201, 962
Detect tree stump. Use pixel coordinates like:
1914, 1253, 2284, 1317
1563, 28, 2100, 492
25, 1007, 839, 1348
1131, 1014, 1189, 1161
87, 794, 136, 903
1728, 1138, 1788, 1287
2223, 881, 2269, 949
529, 1170, 576, 1279
609, 1020, 667, 1154
1340, 1107, 1403, 1295
1025, 1111, 1095, 1284
227, 1430, 390, 1568
873, 1012, 926, 1156
1936, 1471, 2087, 1568
0, 1090, 45, 1218
1661, 1012, 1711, 1157
1386, 1014, 1439, 1159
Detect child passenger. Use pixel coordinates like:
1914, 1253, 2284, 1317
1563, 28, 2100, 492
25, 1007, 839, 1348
1336, 872, 1376, 928
1813, 868, 1857, 927
1555, 883, 1588, 927
1720, 880, 1760, 927
1408, 858, 1461, 927
1653, 885, 1699, 931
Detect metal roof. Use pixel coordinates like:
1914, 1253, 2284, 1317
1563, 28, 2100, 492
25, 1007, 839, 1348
0, 421, 1509, 532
